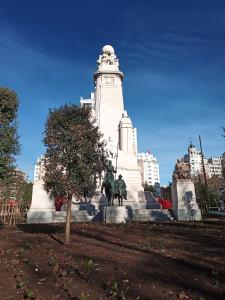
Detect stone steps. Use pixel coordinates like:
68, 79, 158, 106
53, 207, 173, 223
53, 211, 92, 223
132, 209, 173, 222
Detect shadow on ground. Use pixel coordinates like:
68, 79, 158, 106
17, 224, 64, 234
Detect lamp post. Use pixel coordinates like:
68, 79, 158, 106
199, 135, 208, 214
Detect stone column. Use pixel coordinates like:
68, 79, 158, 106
119, 111, 134, 153
27, 159, 55, 223
27, 179, 55, 223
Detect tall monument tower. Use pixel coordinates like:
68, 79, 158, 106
94, 45, 124, 148
83, 45, 143, 203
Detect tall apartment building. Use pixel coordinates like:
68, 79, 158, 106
137, 152, 160, 195
183, 143, 223, 178
183, 143, 205, 176
208, 157, 223, 177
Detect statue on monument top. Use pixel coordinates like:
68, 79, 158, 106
105, 136, 113, 158
97, 45, 119, 68
172, 158, 191, 181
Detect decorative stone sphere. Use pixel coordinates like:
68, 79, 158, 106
102, 45, 114, 55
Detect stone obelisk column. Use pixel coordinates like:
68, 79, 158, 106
27, 158, 55, 223
94, 45, 124, 149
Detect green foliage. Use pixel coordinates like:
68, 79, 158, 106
195, 181, 220, 209
43, 103, 106, 200
143, 183, 156, 194
80, 292, 89, 300
87, 259, 93, 274
208, 188, 220, 208
14, 173, 33, 209
23, 288, 35, 300
222, 165, 225, 179
160, 183, 172, 200
0, 87, 20, 192
107, 278, 130, 299
1, 168, 32, 208
195, 182, 207, 208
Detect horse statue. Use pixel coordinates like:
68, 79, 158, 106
101, 176, 115, 206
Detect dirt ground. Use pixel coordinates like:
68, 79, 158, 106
0, 219, 225, 300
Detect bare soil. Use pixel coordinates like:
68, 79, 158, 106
0, 219, 225, 300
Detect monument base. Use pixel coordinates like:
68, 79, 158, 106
27, 209, 55, 224
132, 208, 173, 222
173, 208, 202, 221
102, 206, 128, 223
171, 179, 201, 221
27, 180, 56, 224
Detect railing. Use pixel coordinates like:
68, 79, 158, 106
0, 202, 23, 225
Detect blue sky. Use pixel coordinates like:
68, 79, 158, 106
0, 0, 224, 185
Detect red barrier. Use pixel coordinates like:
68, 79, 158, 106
158, 198, 172, 209
55, 196, 67, 211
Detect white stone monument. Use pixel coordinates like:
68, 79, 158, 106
87, 45, 144, 206
27, 157, 55, 223
171, 159, 201, 221
27, 45, 145, 224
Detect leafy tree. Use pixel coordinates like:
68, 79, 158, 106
43, 104, 106, 244
143, 183, 156, 195
13, 172, 33, 209
194, 179, 220, 211
0, 87, 20, 197
222, 157, 225, 179
194, 181, 208, 212
160, 183, 172, 200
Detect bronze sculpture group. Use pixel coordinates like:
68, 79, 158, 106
172, 159, 191, 181
101, 160, 127, 206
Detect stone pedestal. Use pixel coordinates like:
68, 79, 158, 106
171, 179, 201, 221
102, 206, 128, 223
27, 180, 55, 224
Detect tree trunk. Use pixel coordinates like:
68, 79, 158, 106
65, 194, 72, 245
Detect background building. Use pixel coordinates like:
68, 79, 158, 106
183, 143, 223, 178
137, 151, 160, 195
208, 157, 223, 177
183, 143, 205, 176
